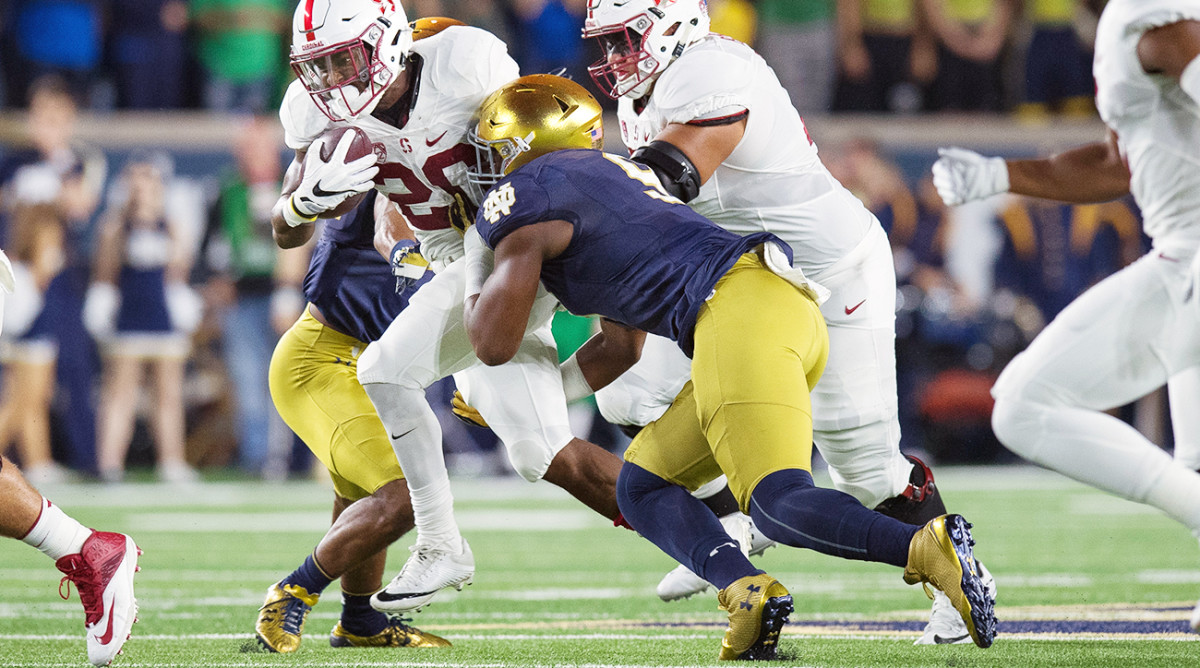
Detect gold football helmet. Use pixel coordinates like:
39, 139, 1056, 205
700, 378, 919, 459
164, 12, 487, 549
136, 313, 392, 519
467, 74, 604, 194
410, 16, 466, 41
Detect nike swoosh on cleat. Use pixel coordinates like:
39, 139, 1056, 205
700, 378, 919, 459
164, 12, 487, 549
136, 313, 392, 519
311, 181, 347, 198
844, 299, 866, 315
375, 589, 435, 602
426, 131, 449, 147
95, 608, 117, 645
933, 633, 970, 644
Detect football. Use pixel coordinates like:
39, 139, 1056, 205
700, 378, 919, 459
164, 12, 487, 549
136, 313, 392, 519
310, 125, 376, 217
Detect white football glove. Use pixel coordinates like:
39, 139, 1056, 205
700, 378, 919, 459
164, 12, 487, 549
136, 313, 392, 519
931, 147, 1010, 206
289, 131, 379, 220
84, 282, 120, 339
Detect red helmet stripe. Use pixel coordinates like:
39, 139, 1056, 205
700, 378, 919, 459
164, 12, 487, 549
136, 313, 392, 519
304, 0, 316, 40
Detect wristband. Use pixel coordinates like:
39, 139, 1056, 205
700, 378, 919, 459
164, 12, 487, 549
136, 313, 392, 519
283, 195, 319, 227
560, 352, 594, 402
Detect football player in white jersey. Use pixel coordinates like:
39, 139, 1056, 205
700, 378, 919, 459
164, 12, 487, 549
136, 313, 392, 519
271, 0, 625, 612
932, 0, 1200, 630
581, 0, 990, 643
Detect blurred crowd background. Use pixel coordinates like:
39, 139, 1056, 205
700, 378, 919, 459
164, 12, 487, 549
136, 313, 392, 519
0, 0, 1166, 487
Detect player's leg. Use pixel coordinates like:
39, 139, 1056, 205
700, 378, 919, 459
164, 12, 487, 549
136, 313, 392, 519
991, 254, 1200, 532
95, 354, 142, 482
698, 257, 995, 647
357, 263, 478, 560
261, 311, 448, 649
617, 384, 790, 660
1167, 367, 1200, 470
459, 313, 621, 519
1, 455, 140, 666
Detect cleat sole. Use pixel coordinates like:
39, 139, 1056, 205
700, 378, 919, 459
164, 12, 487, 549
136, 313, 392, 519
738, 594, 793, 660
945, 515, 997, 648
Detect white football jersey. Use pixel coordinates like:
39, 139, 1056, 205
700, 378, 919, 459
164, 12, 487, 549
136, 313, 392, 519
280, 26, 519, 265
617, 34, 877, 279
1094, 0, 1200, 244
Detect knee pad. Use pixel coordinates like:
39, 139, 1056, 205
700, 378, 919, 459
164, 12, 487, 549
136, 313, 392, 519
504, 433, 569, 482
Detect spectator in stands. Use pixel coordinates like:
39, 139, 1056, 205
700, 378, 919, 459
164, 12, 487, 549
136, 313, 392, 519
190, 0, 291, 113
110, 0, 189, 110
510, 0, 589, 84
1014, 0, 1096, 121
200, 117, 307, 478
0, 204, 70, 484
0, 75, 106, 476
7, 0, 106, 108
920, 0, 1017, 112
86, 154, 201, 484
756, 0, 838, 114
835, 0, 936, 113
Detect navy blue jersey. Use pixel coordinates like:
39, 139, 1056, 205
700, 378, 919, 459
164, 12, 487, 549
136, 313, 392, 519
475, 150, 786, 355
303, 191, 431, 343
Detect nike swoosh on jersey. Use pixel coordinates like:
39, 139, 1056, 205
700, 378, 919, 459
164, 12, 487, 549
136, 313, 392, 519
933, 634, 970, 644
391, 428, 416, 440
844, 299, 866, 315
426, 131, 449, 147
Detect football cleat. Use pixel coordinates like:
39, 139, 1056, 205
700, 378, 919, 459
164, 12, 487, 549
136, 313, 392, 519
330, 618, 452, 648
903, 515, 997, 648
255, 583, 319, 653
915, 560, 996, 645
716, 573, 793, 660
371, 539, 475, 612
56, 531, 141, 667
658, 513, 776, 602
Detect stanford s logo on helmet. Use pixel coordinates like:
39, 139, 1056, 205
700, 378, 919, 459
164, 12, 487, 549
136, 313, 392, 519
582, 0, 710, 99
290, 0, 413, 121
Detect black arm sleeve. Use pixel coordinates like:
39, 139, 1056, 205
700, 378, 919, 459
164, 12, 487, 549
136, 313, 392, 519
630, 140, 702, 203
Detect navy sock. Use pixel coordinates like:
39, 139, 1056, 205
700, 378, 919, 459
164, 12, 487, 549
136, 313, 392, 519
281, 553, 334, 596
749, 469, 920, 567
617, 462, 756, 590
340, 593, 389, 636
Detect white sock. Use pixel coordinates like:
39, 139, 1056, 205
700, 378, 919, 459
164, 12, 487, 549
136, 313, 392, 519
21, 498, 92, 561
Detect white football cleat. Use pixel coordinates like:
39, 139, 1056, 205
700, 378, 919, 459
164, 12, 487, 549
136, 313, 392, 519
56, 531, 141, 666
371, 538, 475, 612
657, 513, 763, 602
914, 559, 996, 645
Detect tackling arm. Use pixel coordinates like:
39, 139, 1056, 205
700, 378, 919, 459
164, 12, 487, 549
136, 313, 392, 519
565, 319, 646, 396
1005, 131, 1130, 204
464, 220, 573, 366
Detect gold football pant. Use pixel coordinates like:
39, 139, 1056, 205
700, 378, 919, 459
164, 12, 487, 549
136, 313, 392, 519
269, 307, 405, 501
623, 254, 828, 511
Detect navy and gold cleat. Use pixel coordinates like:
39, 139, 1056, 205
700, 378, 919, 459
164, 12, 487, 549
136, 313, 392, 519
330, 617, 452, 648
716, 573, 793, 660
255, 583, 319, 653
903, 514, 997, 648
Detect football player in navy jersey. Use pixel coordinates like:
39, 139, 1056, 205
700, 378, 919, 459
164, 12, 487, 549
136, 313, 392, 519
255, 191, 448, 653
460, 75, 998, 659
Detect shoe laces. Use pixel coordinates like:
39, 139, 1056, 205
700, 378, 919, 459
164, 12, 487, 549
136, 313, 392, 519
263, 588, 311, 636
381, 616, 418, 646
57, 557, 103, 625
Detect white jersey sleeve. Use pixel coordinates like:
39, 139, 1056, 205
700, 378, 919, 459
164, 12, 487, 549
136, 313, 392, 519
279, 79, 331, 151
1094, 0, 1200, 244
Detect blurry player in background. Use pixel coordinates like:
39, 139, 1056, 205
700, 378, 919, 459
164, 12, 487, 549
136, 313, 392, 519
256, 192, 449, 652
931, 0, 1200, 630
0, 242, 140, 668
460, 74, 997, 657
580, 0, 990, 643
272, 2, 624, 613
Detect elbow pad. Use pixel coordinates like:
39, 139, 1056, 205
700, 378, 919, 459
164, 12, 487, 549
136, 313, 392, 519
631, 140, 702, 203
